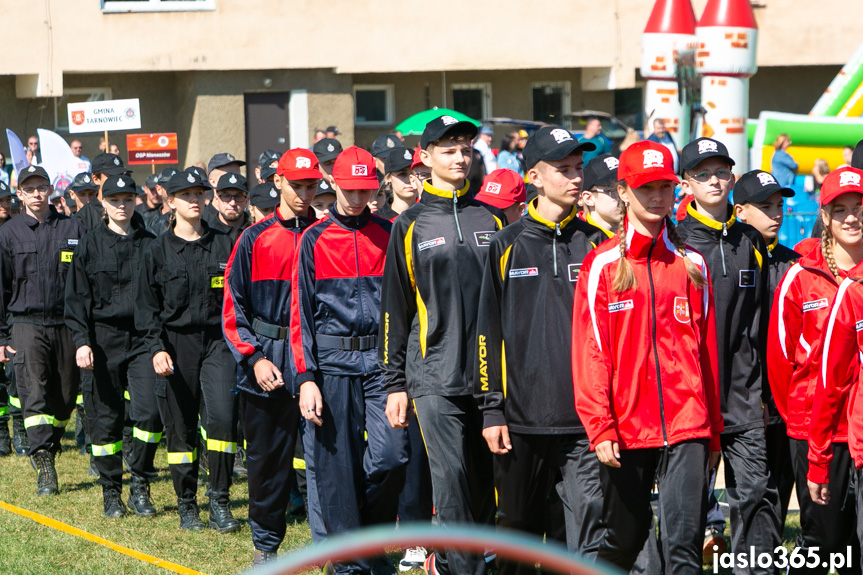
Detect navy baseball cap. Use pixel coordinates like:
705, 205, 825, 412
249, 182, 280, 208
167, 169, 209, 195
371, 135, 402, 159
69, 172, 98, 193
207, 152, 245, 173
91, 153, 129, 176
313, 138, 344, 163
17, 165, 51, 186
216, 172, 248, 193
385, 147, 414, 174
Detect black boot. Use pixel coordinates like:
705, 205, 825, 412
232, 447, 247, 476
177, 499, 204, 531
0, 419, 11, 456
127, 475, 157, 517
207, 492, 240, 533
11, 416, 28, 456
31, 450, 59, 496
253, 550, 278, 566
103, 488, 126, 518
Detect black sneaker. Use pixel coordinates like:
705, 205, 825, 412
103, 489, 126, 518
178, 500, 204, 531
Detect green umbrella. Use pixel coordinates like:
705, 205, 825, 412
394, 108, 481, 136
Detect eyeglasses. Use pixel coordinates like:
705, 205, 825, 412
20, 185, 50, 195
593, 187, 619, 196
688, 170, 733, 183
217, 193, 248, 204
413, 172, 430, 182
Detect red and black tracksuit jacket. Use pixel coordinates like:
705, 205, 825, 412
572, 221, 723, 451
764, 238, 801, 423
474, 200, 601, 434
676, 204, 769, 434
290, 209, 391, 380
222, 208, 317, 396
378, 180, 505, 398
807, 270, 863, 484
767, 244, 848, 441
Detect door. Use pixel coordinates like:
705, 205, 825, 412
244, 92, 290, 173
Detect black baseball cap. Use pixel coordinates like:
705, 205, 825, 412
0, 180, 12, 200
102, 174, 138, 197
680, 137, 736, 172
733, 170, 794, 205
187, 166, 212, 188
249, 182, 280, 208
207, 152, 245, 173
583, 154, 620, 191
69, 172, 98, 193
420, 115, 479, 149
91, 153, 129, 176
216, 172, 248, 193
17, 165, 51, 186
145, 174, 159, 189
317, 179, 335, 197
385, 147, 414, 174
313, 138, 343, 163
260, 158, 279, 181
167, 169, 209, 195
371, 135, 403, 159
257, 149, 281, 167
157, 168, 179, 188
522, 125, 596, 170
852, 139, 863, 170
325, 125, 339, 135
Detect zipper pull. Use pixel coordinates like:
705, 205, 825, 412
553, 224, 560, 277
722, 222, 728, 237
452, 191, 464, 243
555, 223, 561, 237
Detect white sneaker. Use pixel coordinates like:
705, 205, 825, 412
399, 547, 427, 572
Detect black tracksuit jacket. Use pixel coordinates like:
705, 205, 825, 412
134, 221, 234, 358
677, 204, 770, 433
474, 200, 603, 435
378, 179, 505, 398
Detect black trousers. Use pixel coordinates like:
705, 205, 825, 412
789, 439, 859, 574
413, 395, 496, 575
85, 323, 158, 491
766, 421, 795, 526
126, 358, 162, 478
241, 391, 301, 553
493, 433, 604, 575
157, 328, 236, 502
397, 418, 433, 523
597, 439, 709, 575
13, 322, 79, 455
721, 427, 782, 575
5, 361, 20, 420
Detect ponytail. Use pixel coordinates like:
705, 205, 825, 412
665, 215, 708, 288
821, 205, 840, 279
612, 198, 637, 293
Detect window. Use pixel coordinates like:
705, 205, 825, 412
614, 87, 644, 135
451, 83, 492, 122
532, 82, 571, 126
54, 88, 113, 132
101, 0, 215, 13
354, 85, 394, 126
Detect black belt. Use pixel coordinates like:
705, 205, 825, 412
252, 318, 289, 340
316, 334, 377, 351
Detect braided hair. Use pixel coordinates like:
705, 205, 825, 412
821, 204, 840, 279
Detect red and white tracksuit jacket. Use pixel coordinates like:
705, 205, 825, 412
767, 244, 849, 441
807, 270, 863, 484
572, 221, 723, 451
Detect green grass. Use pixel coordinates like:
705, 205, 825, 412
0, 413, 806, 575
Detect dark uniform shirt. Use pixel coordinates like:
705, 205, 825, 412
135, 203, 163, 232
208, 211, 252, 244
64, 221, 156, 349
0, 207, 87, 345
135, 221, 234, 358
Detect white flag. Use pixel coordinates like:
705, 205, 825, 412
5, 130, 29, 177
37, 129, 91, 193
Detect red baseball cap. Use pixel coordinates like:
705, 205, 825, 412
474, 169, 526, 210
332, 146, 378, 190
277, 149, 322, 181
410, 148, 424, 170
618, 140, 679, 189
820, 166, 863, 206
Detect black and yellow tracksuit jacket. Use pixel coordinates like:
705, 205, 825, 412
378, 179, 505, 398
474, 200, 603, 434
677, 203, 770, 434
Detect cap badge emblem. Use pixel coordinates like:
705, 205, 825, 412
27, 166, 35, 172
840, 171, 861, 187
117, 178, 126, 188
441, 116, 458, 126
756, 172, 776, 186
386, 139, 395, 148
327, 144, 334, 152
114, 158, 121, 165
485, 182, 501, 195
296, 157, 312, 169
269, 189, 278, 198
229, 175, 237, 184
643, 150, 665, 169
550, 129, 573, 144
352, 165, 368, 176
698, 140, 718, 154
603, 157, 619, 170
404, 150, 412, 160
84, 175, 91, 183
187, 173, 195, 183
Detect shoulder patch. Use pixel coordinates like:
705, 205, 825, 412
802, 298, 829, 312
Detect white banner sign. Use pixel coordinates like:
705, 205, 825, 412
67, 98, 142, 134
